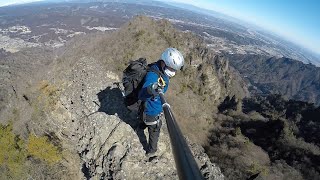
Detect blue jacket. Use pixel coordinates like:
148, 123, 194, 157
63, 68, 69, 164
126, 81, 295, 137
138, 61, 169, 116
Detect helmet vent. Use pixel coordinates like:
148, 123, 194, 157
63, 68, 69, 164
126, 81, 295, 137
173, 59, 176, 64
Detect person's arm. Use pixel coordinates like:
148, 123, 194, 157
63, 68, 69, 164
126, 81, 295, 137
138, 72, 158, 101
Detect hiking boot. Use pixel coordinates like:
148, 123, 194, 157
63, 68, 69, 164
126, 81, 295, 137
146, 151, 159, 162
145, 151, 157, 158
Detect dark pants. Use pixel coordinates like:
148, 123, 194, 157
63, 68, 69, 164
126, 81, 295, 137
138, 104, 162, 153
138, 111, 162, 153
145, 115, 162, 154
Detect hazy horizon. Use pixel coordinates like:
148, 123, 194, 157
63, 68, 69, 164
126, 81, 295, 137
0, 0, 319, 56
164, 0, 320, 56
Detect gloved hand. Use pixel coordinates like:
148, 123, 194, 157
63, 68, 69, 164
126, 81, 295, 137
148, 82, 163, 96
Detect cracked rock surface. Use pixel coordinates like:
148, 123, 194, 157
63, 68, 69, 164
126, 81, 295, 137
48, 56, 224, 179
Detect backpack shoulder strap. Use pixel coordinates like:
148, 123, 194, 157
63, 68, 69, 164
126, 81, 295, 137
147, 64, 167, 88
147, 63, 164, 79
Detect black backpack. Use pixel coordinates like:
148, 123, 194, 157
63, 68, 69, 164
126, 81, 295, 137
122, 58, 163, 107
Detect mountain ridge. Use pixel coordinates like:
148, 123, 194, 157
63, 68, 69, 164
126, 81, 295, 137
223, 53, 320, 106
0, 2, 319, 178
0, 16, 246, 179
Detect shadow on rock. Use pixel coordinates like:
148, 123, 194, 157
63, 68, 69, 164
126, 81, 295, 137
97, 86, 148, 151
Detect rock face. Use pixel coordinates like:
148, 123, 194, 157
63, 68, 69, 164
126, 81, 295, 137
48, 56, 224, 179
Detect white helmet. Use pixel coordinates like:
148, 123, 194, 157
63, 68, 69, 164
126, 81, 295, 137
160, 48, 184, 71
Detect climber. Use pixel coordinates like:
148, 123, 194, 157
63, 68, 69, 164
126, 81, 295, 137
138, 48, 184, 157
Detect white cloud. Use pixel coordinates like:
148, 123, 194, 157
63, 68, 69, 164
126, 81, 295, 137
0, 0, 44, 7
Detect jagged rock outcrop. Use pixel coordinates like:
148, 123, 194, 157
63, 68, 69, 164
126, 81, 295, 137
47, 56, 224, 179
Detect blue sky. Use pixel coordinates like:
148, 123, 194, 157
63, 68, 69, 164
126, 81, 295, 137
0, 0, 319, 54
166, 0, 320, 55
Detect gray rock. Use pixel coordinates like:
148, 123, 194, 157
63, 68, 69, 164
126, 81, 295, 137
49, 56, 224, 179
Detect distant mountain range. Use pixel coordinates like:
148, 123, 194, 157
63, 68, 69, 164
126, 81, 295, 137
225, 54, 320, 106
161, 1, 320, 67
4, 0, 320, 66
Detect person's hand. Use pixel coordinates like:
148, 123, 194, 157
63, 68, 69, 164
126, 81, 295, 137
148, 82, 163, 96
